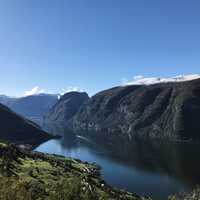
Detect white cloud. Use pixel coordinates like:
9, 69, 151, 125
133, 75, 143, 80
24, 86, 45, 96
60, 87, 85, 95
23, 86, 85, 98
122, 74, 200, 86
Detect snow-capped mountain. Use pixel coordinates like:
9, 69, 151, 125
123, 74, 200, 86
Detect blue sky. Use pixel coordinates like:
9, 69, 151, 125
0, 0, 199, 96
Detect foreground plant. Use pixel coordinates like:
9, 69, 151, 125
169, 187, 200, 200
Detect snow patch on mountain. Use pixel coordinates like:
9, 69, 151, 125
122, 74, 200, 86
24, 86, 45, 96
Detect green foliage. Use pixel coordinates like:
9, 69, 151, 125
168, 187, 200, 200
0, 142, 142, 200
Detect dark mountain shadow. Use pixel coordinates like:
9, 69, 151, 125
59, 134, 200, 189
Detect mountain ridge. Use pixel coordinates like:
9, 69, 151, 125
69, 78, 200, 144
0, 103, 52, 148
0, 93, 59, 126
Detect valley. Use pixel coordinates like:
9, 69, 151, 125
0, 78, 200, 199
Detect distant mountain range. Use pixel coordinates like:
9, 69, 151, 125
0, 103, 52, 147
0, 92, 90, 137
0, 94, 59, 126
1, 75, 200, 145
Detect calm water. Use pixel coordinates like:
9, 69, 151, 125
35, 137, 200, 200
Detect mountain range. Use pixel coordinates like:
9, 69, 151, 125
0, 76, 200, 146
0, 94, 59, 125
0, 75, 199, 200
69, 78, 200, 145
0, 103, 52, 147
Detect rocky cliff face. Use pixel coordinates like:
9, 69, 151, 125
0, 103, 52, 147
71, 78, 200, 142
43, 92, 89, 135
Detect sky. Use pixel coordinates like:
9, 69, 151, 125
0, 0, 199, 96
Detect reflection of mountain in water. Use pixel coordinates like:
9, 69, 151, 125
60, 135, 200, 189
112, 140, 200, 188
60, 134, 108, 154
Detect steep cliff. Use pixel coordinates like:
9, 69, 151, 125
71, 78, 200, 142
43, 92, 89, 135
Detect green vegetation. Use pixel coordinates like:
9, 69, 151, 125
0, 142, 146, 200
169, 187, 200, 200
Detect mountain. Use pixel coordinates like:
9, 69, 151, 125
71, 78, 200, 144
0, 95, 15, 105
0, 94, 59, 125
0, 103, 52, 147
43, 92, 89, 135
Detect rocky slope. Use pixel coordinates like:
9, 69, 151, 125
0, 94, 58, 125
0, 103, 52, 147
43, 92, 89, 135
0, 142, 145, 200
71, 78, 200, 143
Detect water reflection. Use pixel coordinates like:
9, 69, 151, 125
35, 136, 200, 200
